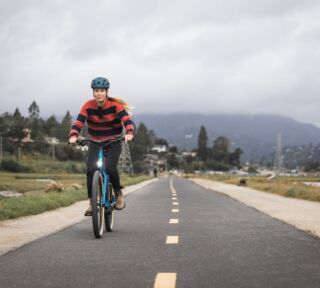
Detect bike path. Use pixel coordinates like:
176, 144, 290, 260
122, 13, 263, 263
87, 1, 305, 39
0, 176, 319, 288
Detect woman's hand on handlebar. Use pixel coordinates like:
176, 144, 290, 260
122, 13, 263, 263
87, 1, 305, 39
125, 134, 134, 143
69, 137, 77, 145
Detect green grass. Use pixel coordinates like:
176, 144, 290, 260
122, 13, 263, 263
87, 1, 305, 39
190, 174, 320, 202
19, 159, 86, 173
0, 189, 87, 220
0, 172, 152, 221
0, 172, 86, 193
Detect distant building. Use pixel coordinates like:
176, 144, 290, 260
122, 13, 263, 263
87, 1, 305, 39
75, 145, 88, 152
151, 145, 167, 153
182, 151, 197, 157
144, 154, 159, 168
44, 136, 60, 145
21, 128, 34, 143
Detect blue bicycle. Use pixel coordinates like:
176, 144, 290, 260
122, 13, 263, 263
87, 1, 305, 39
76, 137, 125, 239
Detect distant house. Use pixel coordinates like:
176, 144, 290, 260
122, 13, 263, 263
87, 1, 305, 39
144, 154, 159, 168
44, 136, 60, 145
144, 153, 167, 172
75, 145, 88, 152
21, 128, 34, 143
151, 145, 167, 153
182, 151, 197, 157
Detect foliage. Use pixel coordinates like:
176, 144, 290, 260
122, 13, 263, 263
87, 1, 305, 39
0, 160, 31, 173
197, 125, 208, 161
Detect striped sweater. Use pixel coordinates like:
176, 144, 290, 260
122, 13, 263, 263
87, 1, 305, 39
69, 98, 134, 141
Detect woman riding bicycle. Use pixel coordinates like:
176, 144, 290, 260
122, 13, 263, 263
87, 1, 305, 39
69, 77, 134, 216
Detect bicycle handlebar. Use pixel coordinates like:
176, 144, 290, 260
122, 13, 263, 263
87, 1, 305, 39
74, 136, 133, 148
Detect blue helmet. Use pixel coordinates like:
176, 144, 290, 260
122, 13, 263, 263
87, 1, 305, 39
91, 77, 110, 89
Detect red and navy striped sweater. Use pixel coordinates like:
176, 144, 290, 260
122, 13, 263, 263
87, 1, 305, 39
69, 98, 134, 141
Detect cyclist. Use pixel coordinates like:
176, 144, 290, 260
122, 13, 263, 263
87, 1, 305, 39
69, 77, 134, 216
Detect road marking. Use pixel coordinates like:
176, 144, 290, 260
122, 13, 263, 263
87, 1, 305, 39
172, 197, 177, 200
171, 209, 179, 213
172, 202, 179, 205
154, 273, 177, 288
166, 236, 179, 244
169, 219, 179, 224
170, 177, 177, 195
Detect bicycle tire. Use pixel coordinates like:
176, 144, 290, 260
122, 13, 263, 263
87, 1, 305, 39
91, 170, 105, 239
105, 182, 115, 232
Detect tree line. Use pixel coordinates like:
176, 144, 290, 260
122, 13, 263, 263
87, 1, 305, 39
0, 102, 243, 173
196, 125, 243, 171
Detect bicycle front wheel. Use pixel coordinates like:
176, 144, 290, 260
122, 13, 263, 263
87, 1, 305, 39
105, 182, 115, 232
91, 170, 105, 239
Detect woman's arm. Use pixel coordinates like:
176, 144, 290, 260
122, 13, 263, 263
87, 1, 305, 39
69, 103, 88, 140
116, 103, 134, 136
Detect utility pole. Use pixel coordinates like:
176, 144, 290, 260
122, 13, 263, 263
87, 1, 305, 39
0, 136, 2, 162
52, 142, 55, 161
274, 133, 283, 173
119, 141, 134, 175
18, 146, 21, 162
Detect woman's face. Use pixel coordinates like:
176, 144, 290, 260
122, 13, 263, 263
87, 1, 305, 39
93, 88, 108, 105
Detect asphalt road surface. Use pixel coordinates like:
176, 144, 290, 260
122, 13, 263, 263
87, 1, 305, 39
1, 176, 320, 288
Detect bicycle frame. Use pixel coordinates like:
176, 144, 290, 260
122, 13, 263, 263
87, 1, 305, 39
97, 147, 115, 209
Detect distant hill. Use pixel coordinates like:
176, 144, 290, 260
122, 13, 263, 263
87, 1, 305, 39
133, 113, 320, 161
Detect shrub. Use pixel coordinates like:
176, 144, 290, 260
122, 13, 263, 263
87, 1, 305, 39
0, 160, 31, 172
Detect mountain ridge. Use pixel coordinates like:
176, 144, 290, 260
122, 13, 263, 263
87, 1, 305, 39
133, 113, 320, 161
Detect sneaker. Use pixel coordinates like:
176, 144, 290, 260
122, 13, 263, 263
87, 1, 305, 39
115, 190, 125, 210
84, 199, 92, 216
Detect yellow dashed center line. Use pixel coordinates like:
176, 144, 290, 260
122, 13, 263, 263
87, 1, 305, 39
166, 236, 179, 244
170, 177, 177, 194
169, 219, 179, 224
159, 177, 178, 287
154, 273, 177, 288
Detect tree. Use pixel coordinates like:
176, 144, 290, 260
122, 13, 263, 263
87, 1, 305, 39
211, 136, 230, 163
12, 108, 25, 140
197, 125, 208, 161
155, 138, 169, 146
43, 115, 60, 137
130, 122, 151, 161
59, 111, 73, 141
229, 148, 243, 168
28, 101, 41, 139
129, 122, 155, 173
169, 146, 178, 153
167, 153, 179, 169
28, 101, 40, 120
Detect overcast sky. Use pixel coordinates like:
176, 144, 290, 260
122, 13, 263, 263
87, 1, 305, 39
1, 0, 320, 126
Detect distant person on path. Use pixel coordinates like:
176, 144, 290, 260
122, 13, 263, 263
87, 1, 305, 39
153, 167, 158, 178
69, 77, 134, 216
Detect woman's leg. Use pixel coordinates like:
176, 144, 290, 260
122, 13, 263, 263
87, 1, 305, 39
104, 141, 123, 192
86, 142, 99, 199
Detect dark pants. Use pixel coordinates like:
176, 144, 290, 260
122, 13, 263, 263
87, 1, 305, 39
86, 141, 123, 199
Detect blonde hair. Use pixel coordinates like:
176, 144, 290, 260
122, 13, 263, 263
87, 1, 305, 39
108, 96, 134, 114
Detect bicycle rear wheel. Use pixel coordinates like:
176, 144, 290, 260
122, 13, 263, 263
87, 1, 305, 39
91, 170, 105, 239
105, 182, 115, 232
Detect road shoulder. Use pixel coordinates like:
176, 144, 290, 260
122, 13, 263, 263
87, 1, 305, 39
0, 178, 157, 256
190, 178, 320, 238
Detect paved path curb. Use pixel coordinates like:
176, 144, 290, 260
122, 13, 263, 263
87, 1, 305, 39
0, 178, 157, 256
190, 178, 320, 238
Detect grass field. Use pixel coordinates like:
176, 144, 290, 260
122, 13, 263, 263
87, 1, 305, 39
190, 174, 320, 202
0, 172, 152, 221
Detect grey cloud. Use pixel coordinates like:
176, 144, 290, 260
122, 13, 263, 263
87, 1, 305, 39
0, 0, 320, 127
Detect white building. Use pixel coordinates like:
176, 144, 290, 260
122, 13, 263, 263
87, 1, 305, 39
151, 145, 167, 153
